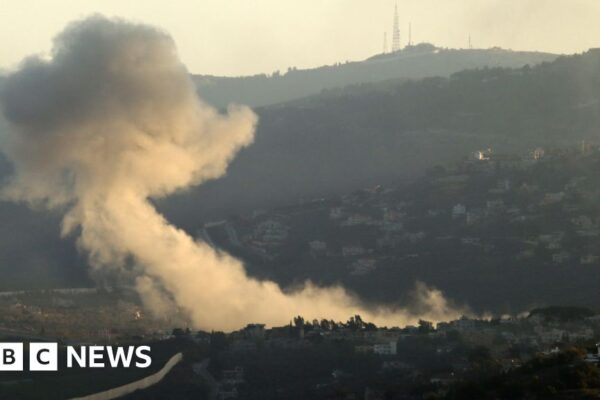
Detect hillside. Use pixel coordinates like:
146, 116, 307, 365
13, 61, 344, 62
192, 44, 557, 108
164, 49, 600, 230
202, 144, 600, 314
0, 49, 598, 293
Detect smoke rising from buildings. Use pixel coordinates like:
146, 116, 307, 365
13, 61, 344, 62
0, 16, 465, 331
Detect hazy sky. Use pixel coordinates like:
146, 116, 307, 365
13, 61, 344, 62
1, 0, 599, 76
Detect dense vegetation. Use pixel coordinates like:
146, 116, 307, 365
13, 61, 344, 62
165, 49, 600, 228
446, 349, 600, 400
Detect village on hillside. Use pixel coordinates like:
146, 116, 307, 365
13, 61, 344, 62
203, 143, 600, 311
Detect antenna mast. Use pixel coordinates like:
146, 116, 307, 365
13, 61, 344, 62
392, 3, 401, 52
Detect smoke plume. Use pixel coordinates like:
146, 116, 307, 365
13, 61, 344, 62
0, 16, 465, 331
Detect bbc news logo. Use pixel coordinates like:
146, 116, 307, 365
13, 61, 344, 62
0, 343, 152, 371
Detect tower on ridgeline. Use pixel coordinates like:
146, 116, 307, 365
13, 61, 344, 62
392, 3, 401, 52
408, 22, 412, 46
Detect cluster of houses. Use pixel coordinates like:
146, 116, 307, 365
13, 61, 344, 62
197, 307, 600, 397
220, 309, 600, 360
204, 144, 600, 277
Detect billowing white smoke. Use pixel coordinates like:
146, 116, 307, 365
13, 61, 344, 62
0, 16, 465, 331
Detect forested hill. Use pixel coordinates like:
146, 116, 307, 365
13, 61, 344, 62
298, 49, 600, 140
164, 49, 600, 229
0, 49, 596, 290
192, 44, 557, 108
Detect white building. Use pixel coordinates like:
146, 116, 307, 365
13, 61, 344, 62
531, 147, 545, 160
329, 207, 343, 219
452, 204, 466, 219
474, 148, 492, 161
374, 341, 397, 355
552, 252, 570, 264
342, 245, 366, 257
254, 219, 288, 243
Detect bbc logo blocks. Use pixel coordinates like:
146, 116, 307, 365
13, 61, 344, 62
0, 343, 152, 371
0, 343, 58, 371
30, 343, 58, 371
0, 343, 23, 371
